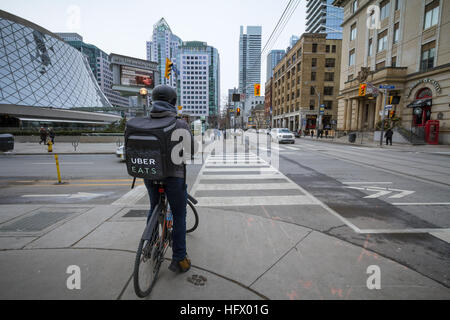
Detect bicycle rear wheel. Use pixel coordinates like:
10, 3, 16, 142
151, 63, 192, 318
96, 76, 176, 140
133, 218, 164, 298
186, 199, 199, 233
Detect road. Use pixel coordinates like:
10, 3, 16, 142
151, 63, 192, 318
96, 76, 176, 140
0, 137, 449, 299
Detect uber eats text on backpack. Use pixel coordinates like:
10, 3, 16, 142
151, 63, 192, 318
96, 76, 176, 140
124, 115, 192, 180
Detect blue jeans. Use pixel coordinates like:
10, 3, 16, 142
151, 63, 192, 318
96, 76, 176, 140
144, 177, 187, 261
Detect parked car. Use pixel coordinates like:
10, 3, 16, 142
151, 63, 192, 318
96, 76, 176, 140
116, 145, 125, 161
270, 128, 295, 144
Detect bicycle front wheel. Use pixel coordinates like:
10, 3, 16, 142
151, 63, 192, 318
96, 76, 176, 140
133, 220, 164, 298
186, 199, 199, 233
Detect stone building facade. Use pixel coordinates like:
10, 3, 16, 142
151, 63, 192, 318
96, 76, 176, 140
333, 0, 450, 144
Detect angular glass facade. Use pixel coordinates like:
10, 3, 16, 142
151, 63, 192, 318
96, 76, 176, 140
0, 12, 112, 109
306, 0, 343, 40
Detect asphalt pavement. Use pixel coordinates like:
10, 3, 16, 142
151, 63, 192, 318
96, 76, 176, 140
0, 136, 449, 300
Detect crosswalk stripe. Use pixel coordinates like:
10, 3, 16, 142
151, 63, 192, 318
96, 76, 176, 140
202, 168, 278, 173
200, 174, 283, 180
195, 195, 318, 207
195, 183, 299, 191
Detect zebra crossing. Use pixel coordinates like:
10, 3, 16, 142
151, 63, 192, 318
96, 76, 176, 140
191, 153, 320, 207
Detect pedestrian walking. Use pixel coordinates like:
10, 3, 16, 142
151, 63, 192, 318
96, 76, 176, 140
48, 127, 55, 144
310, 130, 314, 138
385, 128, 394, 146
39, 127, 47, 145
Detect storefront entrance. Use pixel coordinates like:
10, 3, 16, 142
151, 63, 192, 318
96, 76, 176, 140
410, 88, 433, 127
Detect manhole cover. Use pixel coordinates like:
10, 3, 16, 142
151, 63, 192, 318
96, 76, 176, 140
123, 210, 148, 218
187, 275, 207, 286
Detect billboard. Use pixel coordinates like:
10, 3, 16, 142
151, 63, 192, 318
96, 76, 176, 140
120, 66, 155, 89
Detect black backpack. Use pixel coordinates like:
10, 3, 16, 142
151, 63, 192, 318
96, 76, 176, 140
124, 113, 177, 181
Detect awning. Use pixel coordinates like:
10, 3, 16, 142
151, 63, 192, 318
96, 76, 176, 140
407, 98, 432, 108
17, 117, 110, 125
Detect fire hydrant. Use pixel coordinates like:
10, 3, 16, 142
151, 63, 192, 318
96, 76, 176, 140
47, 140, 53, 153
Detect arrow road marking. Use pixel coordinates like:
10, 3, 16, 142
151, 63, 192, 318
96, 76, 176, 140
345, 186, 415, 199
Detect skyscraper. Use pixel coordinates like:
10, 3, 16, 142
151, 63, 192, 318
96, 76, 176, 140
146, 18, 182, 88
238, 26, 262, 97
178, 41, 220, 120
306, 0, 343, 40
266, 50, 285, 82
57, 33, 130, 108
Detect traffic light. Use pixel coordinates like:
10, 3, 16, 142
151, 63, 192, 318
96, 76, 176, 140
358, 83, 367, 96
236, 108, 241, 116
254, 84, 261, 96
165, 58, 173, 79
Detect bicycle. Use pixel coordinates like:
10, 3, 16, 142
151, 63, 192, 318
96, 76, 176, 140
133, 180, 199, 298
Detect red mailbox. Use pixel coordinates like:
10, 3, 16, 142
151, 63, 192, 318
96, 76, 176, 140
425, 120, 439, 145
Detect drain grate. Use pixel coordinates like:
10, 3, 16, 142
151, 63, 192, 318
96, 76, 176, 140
187, 275, 207, 286
0, 209, 78, 232
123, 209, 148, 218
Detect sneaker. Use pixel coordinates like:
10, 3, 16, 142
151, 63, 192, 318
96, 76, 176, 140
168, 257, 191, 273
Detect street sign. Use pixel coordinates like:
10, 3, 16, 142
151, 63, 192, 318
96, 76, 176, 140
379, 84, 395, 90
384, 105, 393, 110
319, 104, 325, 115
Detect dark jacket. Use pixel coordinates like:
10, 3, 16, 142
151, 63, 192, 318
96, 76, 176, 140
385, 129, 393, 138
150, 100, 195, 179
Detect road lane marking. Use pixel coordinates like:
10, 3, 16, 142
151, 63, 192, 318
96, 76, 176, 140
430, 231, 450, 244
22, 192, 104, 199
31, 162, 95, 165
343, 182, 393, 185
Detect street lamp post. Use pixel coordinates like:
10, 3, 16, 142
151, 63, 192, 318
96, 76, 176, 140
139, 88, 148, 117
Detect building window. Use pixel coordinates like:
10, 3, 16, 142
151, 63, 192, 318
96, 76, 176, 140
310, 87, 315, 95
421, 41, 436, 71
312, 43, 318, 53
377, 30, 388, 52
380, 0, 391, 20
391, 56, 397, 67
376, 61, 386, 70
324, 87, 334, 96
332, 45, 336, 53
393, 23, 400, 44
368, 38, 373, 56
349, 49, 355, 66
326, 45, 330, 53
324, 101, 333, 110
325, 58, 335, 68
394, 0, 400, 11
310, 100, 315, 110
424, 0, 440, 30
312, 58, 317, 67
311, 72, 317, 81
325, 72, 334, 82
352, 0, 358, 13
350, 23, 357, 41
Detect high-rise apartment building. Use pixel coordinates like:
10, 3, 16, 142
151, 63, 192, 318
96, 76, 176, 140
239, 26, 262, 97
333, 0, 450, 144
306, 0, 344, 39
146, 18, 182, 88
178, 41, 220, 120
267, 50, 286, 82
57, 33, 130, 108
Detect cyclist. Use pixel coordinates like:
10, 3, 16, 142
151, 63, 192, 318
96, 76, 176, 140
143, 85, 195, 273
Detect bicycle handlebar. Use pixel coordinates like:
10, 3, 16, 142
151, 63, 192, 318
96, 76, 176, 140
187, 194, 198, 205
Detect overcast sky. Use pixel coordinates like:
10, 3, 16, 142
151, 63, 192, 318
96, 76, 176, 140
1, 0, 307, 107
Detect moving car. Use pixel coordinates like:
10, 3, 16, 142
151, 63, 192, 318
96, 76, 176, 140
270, 128, 295, 144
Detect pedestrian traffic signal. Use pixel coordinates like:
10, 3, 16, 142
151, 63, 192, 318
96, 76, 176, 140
236, 108, 241, 116
358, 83, 367, 96
165, 58, 173, 79
254, 84, 261, 96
